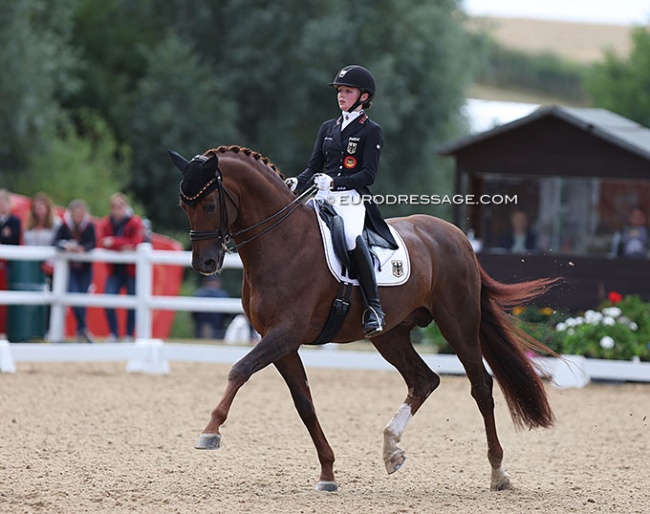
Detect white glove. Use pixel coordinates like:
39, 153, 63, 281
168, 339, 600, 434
313, 173, 333, 191
284, 177, 298, 191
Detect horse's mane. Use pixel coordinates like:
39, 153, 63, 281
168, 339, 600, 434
205, 145, 285, 179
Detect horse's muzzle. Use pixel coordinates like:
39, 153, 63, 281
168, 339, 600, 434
192, 247, 225, 275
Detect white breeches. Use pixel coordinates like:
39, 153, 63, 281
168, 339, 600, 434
327, 190, 366, 250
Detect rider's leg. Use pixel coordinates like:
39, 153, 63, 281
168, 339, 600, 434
350, 235, 384, 337
329, 190, 384, 336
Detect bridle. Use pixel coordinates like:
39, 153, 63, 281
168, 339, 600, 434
182, 163, 317, 253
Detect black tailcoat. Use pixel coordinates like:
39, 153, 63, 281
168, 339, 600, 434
297, 114, 397, 249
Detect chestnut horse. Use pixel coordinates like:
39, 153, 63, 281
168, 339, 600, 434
170, 145, 556, 492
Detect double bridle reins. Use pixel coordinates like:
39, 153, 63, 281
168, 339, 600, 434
183, 164, 317, 253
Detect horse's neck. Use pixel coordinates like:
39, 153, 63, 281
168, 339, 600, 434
234, 191, 317, 275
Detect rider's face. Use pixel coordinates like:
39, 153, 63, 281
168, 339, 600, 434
337, 86, 368, 112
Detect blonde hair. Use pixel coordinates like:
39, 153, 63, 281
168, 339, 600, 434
25, 192, 57, 230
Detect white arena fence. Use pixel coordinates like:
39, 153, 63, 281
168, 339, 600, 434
1, 244, 649, 388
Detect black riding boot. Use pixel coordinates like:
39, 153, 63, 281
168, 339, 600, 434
350, 235, 385, 337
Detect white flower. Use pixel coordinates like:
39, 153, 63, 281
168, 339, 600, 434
555, 322, 567, 332
603, 316, 616, 326
565, 317, 578, 327
585, 310, 603, 324
599, 336, 615, 349
567, 328, 575, 335
602, 307, 622, 318
630, 322, 638, 331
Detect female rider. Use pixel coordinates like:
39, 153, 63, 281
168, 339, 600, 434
285, 65, 397, 337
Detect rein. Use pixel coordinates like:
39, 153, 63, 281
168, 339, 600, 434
186, 166, 317, 253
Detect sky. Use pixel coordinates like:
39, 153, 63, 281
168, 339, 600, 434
463, 0, 650, 26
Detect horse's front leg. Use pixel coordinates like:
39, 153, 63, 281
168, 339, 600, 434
195, 331, 296, 450
274, 351, 337, 492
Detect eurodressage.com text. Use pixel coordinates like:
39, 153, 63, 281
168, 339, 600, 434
329, 194, 518, 206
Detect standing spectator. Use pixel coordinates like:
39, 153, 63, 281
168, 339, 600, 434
22, 192, 61, 278
22, 192, 61, 246
53, 200, 97, 343
0, 189, 21, 246
191, 275, 230, 339
0, 190, 21, 322
98, 192, 146, 342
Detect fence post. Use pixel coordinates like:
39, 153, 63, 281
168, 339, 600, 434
48, 252, 69, 343
135, 243, 153, 340
0, 339, 16, 373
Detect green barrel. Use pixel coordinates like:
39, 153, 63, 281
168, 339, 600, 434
7, 260, 48, 343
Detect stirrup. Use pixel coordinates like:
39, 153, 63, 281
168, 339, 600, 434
362, 305, 384, 337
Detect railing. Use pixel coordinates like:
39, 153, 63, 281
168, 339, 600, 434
0, 243, 244, 341
1, 244, 649, 388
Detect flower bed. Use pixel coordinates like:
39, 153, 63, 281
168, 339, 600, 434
422, 292, 650, 362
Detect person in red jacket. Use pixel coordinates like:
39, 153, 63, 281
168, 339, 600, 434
98, 192, 146, 342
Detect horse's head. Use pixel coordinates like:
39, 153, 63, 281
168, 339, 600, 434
170, 149, 232, 274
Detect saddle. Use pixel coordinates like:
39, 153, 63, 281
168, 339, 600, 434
311, 200, 411, 286
305, 199, 410, 346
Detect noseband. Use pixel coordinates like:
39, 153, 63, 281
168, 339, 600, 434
181, 162, 317, 253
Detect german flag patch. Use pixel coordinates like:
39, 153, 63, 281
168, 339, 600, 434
344, 156, 357, 169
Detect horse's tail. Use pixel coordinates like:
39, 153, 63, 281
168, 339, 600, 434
478, 265, 559, 430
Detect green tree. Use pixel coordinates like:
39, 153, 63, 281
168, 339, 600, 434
129, 33, 240, 232
587, 26, 650, 127
10, 112, 131, 216
0, 0, 79, 174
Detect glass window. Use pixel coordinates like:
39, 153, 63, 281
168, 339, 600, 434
476, 175, 650, 257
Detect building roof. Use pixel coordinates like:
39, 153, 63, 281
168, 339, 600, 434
438, 105, 650, 162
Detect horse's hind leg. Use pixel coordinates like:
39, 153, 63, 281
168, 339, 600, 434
371, 325, 440, 474
274, 351, 337, 492
431, 303, 511, 491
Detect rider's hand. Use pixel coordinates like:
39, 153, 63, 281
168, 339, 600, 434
284, 177, 298, 192
313, 173, 333, 191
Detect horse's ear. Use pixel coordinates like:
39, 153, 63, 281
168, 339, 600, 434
168, 149, 189, 173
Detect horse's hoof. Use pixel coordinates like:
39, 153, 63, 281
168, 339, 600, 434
490, 469, 512, 491
195, 433, 222, 450
315, 481, 338, 492
384, 449, 406, 474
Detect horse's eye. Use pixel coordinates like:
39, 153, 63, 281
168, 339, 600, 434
204, 202, 217, 214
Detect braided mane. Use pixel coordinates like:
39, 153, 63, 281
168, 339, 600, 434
205, 145, 285, 179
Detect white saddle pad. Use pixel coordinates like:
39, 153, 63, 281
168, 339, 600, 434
309, 200, 411, 286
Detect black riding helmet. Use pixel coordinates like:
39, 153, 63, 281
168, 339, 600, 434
329, 65, 376, 111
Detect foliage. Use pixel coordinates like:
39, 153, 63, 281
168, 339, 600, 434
422, 295, 650, 361
472, 32, 588, 104
587, 26, 650, 127
9, 112, 132, 218
0, 0, 80, 172
555, 295, 650, 361
65, 0, 475, 229
129, 33, 240, 231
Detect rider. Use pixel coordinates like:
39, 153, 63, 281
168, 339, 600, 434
285, 64, 397, 338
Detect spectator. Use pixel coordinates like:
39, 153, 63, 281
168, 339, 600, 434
22, 192, 61, 246
0, 189, 21, 301
22, 192, 61, 278
98, 192, 146, 342
192, 275, 230, 339
498, 210, 537, 253
53, 200, 97, 343
0, 188, 21, 246
614, 206, 648, 259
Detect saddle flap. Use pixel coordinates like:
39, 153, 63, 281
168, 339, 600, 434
310, 200, 411, 287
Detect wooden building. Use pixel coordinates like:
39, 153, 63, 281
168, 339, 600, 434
438, 105, 650, 311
